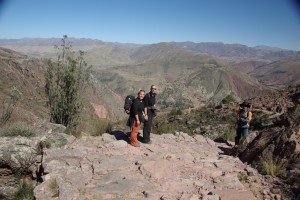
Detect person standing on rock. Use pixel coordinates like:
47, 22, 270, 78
130, 89, 147, 147
235, 102, 252, 146
143, 85, 157, 144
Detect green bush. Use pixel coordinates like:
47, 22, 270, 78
153, 123, 176, 135
169, 107, 183, 116
12, 182, 34, 200
221, 94, 235, 104
0, 123, 35, 137
45, 35, 92, 130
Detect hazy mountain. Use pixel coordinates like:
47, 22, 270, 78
1, 38, 299, 63
2, 38, 299, 119
250, 58, 300, 88
0, 38, 105, 46
171, 41, 300, 62
253, 45, 288, 52
95, 43, 267, 110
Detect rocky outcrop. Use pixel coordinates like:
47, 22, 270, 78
238, 86, 300, 199
34, 131, 275, 200
0, 122, 75, 198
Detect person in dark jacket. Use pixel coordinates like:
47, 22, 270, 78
130, 89, 146, 147
142, 85, 157, 144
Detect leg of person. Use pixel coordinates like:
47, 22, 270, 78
147, 111, 153, 143
130, 121, 140, 147
235, 127, 242, 146
241, 128, 249, 138
143, 111, 152, 143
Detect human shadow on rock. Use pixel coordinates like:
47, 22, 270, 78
110, 130, 144, 143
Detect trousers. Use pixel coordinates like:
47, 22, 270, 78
130, 120, 140, 145
235, 127, 249, 145
143, 109, 154, 142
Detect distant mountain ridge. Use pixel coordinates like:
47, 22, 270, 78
171, 42, 300, 62
1, 38, 299, 120
0, 38, 105, 46
0, 38, 299, 61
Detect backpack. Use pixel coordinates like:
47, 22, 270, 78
124, 95, 135, 114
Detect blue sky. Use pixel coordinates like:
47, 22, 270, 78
0, 0, 299, 50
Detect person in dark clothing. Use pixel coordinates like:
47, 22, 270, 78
130, 90, 146, 147
143, 85, 157, 144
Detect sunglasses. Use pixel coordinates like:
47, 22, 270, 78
151, 88, 157, 90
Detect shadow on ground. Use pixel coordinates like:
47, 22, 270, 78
110, 130, 144, 143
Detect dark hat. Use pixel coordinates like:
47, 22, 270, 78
239, 101, 251, 108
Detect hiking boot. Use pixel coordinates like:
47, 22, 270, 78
131, 143, 140, 147
142, 140, 152, 144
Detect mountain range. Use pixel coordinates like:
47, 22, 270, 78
0, 38, 299, 123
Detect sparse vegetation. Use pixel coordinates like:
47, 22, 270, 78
0, 86, 21, 127
77, 188, 86, 195
263, 158, 286, 177
92, 119, 113, 136
250, 110, 268, 130
221, 94, 235, 104
0, 122, 35, 137
238, 171, 249, 182
153, 123, 176, 135
293, 104, 300, 123
222, 126, 236, 142
49, 177, 59, 197
250, 186, 259, 198
169, 107, 183, 116
12, 181, 34, 200
45, 35, 92, 131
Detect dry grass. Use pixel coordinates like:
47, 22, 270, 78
263, 158, 287, 177
0, 122, 35, 137
48, 177, 59, 197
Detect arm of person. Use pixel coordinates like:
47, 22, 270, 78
135, 114, 140, 126
143, 94, 149, 117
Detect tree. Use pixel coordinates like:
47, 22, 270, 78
45, 35, 91, 129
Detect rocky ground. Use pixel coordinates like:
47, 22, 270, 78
1, 86, 299, 199
31, 129, 277, 200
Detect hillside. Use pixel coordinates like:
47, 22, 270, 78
0, 47, 48, 123
0, 41, 268, 122
95, 43, 267, 109
0, 47, 126, 132
249, 58, 300, 88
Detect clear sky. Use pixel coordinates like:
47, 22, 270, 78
0, 0, 299, 50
